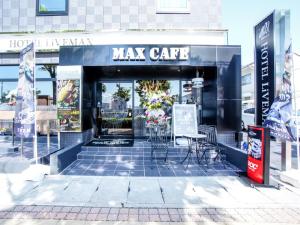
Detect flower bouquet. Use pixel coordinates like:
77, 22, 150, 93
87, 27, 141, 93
145, 108, 167, 126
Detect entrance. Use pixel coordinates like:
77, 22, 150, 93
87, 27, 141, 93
97, 81, 133, 139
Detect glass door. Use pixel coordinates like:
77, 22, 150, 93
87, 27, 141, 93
98, 81, 133, 138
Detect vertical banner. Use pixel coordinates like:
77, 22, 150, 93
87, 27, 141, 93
14, 43, 35, 138
262, 10, 296, 141
263, 44, 296, 141
255, 12, 275, 126
247, 126, 270, 184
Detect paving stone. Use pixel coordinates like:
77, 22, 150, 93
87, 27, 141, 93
118, 213, 128, 221
80, 207, 91, 213
129, 208, 139, 214
13, 205, 25, 211
159, 214, 171, 222
148, 208, 159, 215
90, 207, 101, 214
138, 214, 149, 222
128, 214, 139, 222
22, 205, 35, 212
206, 208, 217, 214
149, 214, 160, 222
77, 213, 88, 220
109, 208, 119, 214
32, 206, 44, 212
169, 213, 181, 222
96, 213, 108, 221
158, 208, 169, 215
52, 206, 63, 212
65, 212, 78, 220
119, 208, 129, 215
167, 208, 178, 215
47, 212, 57, 219
100, 207, 110, 214
55, 212, 67, 219
70, 207, 82, 213
107, 213, 118, 221
61, 207, 72, 213
138, 208, 148, 215
0, 212, 8, 218
85, 213, 98, 221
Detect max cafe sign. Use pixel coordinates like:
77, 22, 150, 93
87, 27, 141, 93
112, 47, 190, 61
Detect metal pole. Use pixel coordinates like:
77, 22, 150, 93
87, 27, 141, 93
20, 137, 23, 158
33, 43, 38, 164
12, 118, 15, 146
57, 119, 61, 149
47, 120, 50, 151
292, 53, 300, 169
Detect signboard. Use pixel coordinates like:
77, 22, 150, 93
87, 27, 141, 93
111, 46, 189, 61
14, 43, 35, 138
172, 104, 197, 137
57, 66, 82, 132
247, 126, 270, 184
109, 45, 190, 65
255, 12, 275, 126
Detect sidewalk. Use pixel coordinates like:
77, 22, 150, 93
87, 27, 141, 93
1, 169, 300, 224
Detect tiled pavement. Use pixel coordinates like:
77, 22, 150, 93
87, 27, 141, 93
61, 141, 241, 177
61, 159, 240, 177
0, 205, 300, 223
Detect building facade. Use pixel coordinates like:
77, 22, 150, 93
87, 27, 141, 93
0, 0, 241, 148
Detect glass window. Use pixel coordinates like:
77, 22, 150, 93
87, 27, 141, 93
37, 0, 68, 16
156, 0, 190, 13
36, 65, 57, 79
36, 81, 54, 105
0, 66, 19, 79
242, 73, 251, 86
0, 81, 18, 105
181, 80, 193, 103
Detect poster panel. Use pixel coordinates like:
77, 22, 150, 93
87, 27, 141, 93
247, 126, 270, 184
14, 43, 35, 138
57, 79, 81, 132
173, 104, 197, 136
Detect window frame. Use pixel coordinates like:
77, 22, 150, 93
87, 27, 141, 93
156, 0, 190, 14
36, 0, 69, 16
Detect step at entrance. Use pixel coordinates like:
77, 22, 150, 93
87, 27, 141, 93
60, 140, 242, 177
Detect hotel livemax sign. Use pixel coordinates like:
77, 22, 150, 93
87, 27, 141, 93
255, 12, 275, 126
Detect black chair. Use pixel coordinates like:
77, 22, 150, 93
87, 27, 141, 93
198, 125, 225, 166
149, 124, 169, 163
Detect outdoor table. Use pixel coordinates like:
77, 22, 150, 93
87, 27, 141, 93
182, 133, 207, 167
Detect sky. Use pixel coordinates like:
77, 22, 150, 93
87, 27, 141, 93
222, 0, 300, 66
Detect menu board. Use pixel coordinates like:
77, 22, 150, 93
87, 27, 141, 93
173, 104, 197, 136
57, 79, 81, 132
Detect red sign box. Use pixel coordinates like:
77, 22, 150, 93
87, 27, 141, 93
247, 126, 268, 184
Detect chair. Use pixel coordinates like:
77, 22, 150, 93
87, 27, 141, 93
198, 125, 225, 165
149, 124, 169, 163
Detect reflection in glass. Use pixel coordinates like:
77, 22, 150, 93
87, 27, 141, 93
98, 82, 133, 137
38, 0, 67, 12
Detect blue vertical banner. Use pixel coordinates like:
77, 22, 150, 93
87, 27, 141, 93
262, 10, 296, 141
14, 43, 35, 138
263, 43, 296, 141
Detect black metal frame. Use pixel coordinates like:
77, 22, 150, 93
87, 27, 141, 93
36, 0, 69, 16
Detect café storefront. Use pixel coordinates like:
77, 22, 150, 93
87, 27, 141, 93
57, 44, 241, 147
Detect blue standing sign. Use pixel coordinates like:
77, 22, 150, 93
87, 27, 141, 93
14, 43, 35, 138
